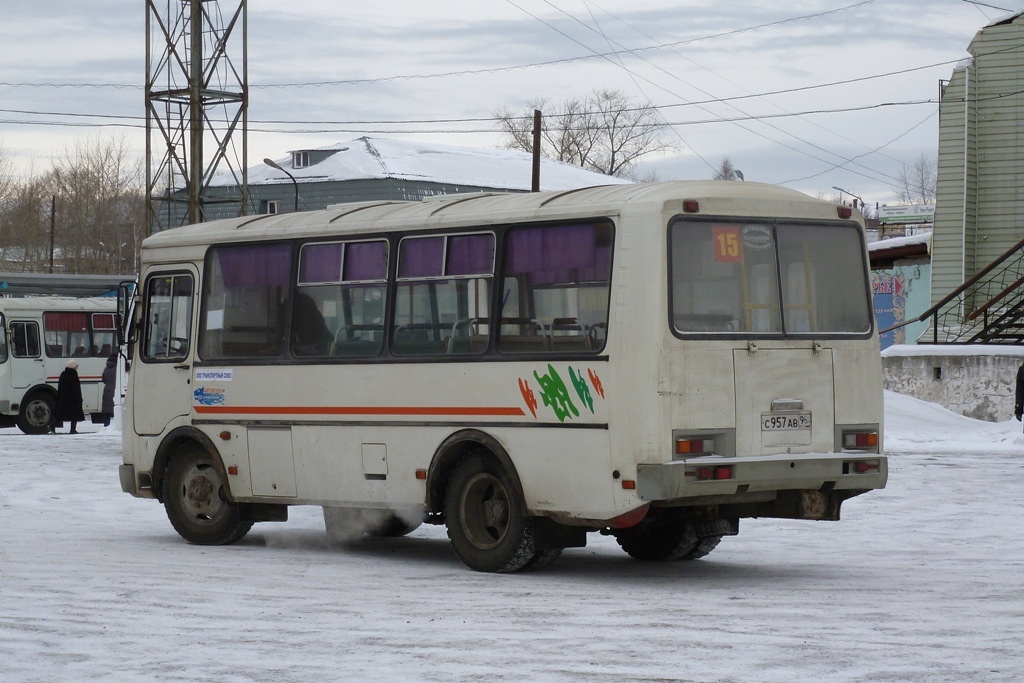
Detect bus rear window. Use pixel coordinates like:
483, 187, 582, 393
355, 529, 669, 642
670, 220, 872, 336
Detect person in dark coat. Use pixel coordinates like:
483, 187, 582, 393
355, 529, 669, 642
52, 359, 85, 434
101, 354, 117, 427
1015, 363, 1024, 428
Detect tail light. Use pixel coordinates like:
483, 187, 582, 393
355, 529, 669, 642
686, 465, 733, 481
842, 430, 878, 451
676, 438, 714, 456
845, 459, 881, 475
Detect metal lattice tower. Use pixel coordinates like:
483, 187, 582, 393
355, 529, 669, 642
146, 0, 247, 232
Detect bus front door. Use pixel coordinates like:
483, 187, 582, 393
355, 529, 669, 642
132, 270, 197, 435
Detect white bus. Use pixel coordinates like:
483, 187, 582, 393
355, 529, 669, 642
0, 296, 118, 433
118, 181, 887, 572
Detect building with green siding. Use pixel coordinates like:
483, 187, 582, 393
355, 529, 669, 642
161, 136, 629, 228
932, 12, 1024, 316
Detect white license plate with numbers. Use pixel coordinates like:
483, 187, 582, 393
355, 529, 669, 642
761, 412, 812, 431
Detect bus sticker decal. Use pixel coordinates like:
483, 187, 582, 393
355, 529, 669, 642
519, 367, 606, 421
533, 364, 579, 423
569, 367, 594, 414
713, 226, 742, 263
518, 378, 538, 419
195, 369, 233, 382
192, 404, 524, 417
588, 369, 605, 399
193, 387, 226, 406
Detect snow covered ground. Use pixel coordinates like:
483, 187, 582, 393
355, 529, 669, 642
2, 391, 1023, 682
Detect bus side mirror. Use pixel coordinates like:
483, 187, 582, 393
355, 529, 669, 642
117, 280, 137, 346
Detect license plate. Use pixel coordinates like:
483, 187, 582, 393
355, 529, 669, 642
761, 412, 812, 431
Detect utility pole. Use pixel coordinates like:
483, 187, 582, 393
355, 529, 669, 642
531, 109, 542, 192
145, 0, 248, 233
49, 195, 56, 274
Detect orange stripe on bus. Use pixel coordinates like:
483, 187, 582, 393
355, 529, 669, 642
193, 405, 526, 417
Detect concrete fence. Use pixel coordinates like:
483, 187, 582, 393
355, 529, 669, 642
881, 345, 1024, 422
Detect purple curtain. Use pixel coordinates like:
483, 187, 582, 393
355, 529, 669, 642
344, 240, 388, 281
398, 236, 444, 278
299, 243, 343, 284
447, 234, 494, 276
218, 243, 292, 287
505, 224, 599, 274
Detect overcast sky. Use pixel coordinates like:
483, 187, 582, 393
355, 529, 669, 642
2, 0, 1022, 205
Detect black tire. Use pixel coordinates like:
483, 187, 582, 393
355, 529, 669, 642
682, 536, 722, 560
162, 445, 252, 545
523, 548, 563, 571
18, 391, 55, 435
444, 451, 536, 573
614, 520, 700, 561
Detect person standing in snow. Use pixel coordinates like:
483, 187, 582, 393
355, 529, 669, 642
51, 359, 85, 434
1015, 363, 1024, 428
101, 353, 117, 427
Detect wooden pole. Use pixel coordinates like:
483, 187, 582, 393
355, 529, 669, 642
49, 195, 56, 273
531, 109, 542, 192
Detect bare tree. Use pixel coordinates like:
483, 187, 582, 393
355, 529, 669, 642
0, 168, 54, 272
893, 154, 936, 205
47, 135, 145, 274
0, 144, 13, 207
494, 89, 672, 178
713, 158, 743, 181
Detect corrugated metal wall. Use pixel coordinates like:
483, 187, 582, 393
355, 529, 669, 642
933, 17, 1024, 309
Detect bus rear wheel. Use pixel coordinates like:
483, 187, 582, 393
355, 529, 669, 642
162, 445, 252, 545
614, 520, 706, 561
444, 451, 537, 573
18, 391, 55, 435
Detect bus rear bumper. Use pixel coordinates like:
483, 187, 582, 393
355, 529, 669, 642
636, 452, 887, 516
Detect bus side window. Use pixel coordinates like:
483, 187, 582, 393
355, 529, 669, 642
201, 243, 290, 359
10, 321, 40, 358
499, 222, 613, 354
392, 233, 493, 356
294, 240, 388, 358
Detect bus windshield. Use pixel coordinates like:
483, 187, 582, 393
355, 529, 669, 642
670, 219, 872, 336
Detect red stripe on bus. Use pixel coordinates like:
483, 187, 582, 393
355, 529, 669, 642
193, 405, 527, 417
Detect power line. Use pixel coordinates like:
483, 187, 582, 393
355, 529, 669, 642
0, 97, 940, 134
517, 0, 910, 186
0, 1, 904, 92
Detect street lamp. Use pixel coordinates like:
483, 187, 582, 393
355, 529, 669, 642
263, 158, 299, 213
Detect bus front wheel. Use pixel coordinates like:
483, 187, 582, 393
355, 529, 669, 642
162, 445, 252, 545
18, 391, 55, 435
444, 451, 537, 573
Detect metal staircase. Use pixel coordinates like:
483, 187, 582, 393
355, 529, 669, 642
885, 236, 1024, 344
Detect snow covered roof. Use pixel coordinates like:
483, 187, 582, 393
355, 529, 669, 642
984, 9, 1024, 28
868, 231, 932, 253
228, 136, 632, 192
